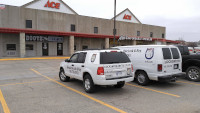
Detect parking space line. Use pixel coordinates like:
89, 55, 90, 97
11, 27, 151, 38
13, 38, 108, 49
0, 89, 11, 113
0, 80, 50, 87
0, 57, 69, 61
126, 83, 180, 98
176, 81, 200, 86
31, 68, 127, 113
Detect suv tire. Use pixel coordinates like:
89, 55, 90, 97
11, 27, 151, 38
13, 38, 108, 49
114, 82, 125, 88
186, 66, 200, 82
83, 74, 95, 93
59, 69, 70, 82
136, 71, 150, 86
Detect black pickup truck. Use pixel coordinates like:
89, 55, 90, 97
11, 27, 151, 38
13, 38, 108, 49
176, 45, 200, 81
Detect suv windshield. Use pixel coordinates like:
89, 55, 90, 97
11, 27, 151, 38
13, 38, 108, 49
100, 52, 131, 64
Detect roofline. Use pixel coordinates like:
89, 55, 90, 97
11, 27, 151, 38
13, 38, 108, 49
111, 8, 142, 24
0, 27, 179, 43
22, 0, 78, 15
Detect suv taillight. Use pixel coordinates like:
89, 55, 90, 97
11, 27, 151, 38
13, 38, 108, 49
158, 64, 162, 72
131, 64, 133, 72
97, 67, 104, 75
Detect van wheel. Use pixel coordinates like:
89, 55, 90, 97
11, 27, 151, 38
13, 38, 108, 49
59, 69, 70, 82
83, 74, 95, 93
114, 82, 125, 88
186, 66, 200, 82
136, 71, 150, 86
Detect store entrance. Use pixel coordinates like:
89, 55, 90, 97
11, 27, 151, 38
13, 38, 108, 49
57, 43, 63, 56
42, 43, 49, 56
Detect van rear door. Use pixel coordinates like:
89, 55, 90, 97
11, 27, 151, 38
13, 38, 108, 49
162, 48, 182, 73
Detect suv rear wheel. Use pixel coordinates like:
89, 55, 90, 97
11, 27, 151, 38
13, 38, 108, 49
83, 74, 95, 93
136, 71, 150, 86
186, 66, 200, 82
59, 69, 70, 82
114, 82, 125, 88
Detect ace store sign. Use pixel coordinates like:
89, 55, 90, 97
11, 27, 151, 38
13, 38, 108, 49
44, 0, 60, 9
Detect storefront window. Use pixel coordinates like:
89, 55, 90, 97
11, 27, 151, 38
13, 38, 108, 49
82, 46, 88, 50
71, 24, 76, 32
6, 44, 16, 50
94, 27, 98, 34
26, 44, 34, 50
150, 32, 153, 37
137, 31, 140, 36
162, 33, 165, 38
26, 20, 32, 28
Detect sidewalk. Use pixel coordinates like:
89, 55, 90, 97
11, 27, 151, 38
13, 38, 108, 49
0, 56, 70, 61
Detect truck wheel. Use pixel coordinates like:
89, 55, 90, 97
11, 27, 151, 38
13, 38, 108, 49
114, 82, 125, 88
59, 69, 70, 82
136, 71, 150, 86
83, 74, 95, 93
186, 66, 200, 82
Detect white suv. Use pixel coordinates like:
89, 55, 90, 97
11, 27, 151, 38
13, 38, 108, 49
59, 50, 134, 93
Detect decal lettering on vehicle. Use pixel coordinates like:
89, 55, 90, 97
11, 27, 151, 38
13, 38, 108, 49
164, 60, 181, 64
145, 48, 154, 59
67, 66, 81, 74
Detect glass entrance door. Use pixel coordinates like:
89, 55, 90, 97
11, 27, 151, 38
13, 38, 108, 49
42, 43, 48, 56
57, 43, 63, 56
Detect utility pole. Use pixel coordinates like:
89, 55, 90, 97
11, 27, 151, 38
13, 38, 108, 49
113, 0, 116, 47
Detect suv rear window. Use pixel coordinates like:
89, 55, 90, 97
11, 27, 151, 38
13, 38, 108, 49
171, 48, 180, 59
100, 52, 130, 64
162, 48, 172, 59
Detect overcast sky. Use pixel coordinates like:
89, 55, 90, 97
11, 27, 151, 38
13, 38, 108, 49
1, 0, 200, 42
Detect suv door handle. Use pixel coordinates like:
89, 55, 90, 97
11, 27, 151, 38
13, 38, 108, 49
72, 64, 74, 66
81, 65, 84, 67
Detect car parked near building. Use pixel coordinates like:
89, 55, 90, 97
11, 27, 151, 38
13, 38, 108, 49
176, 45, 200, 81
113, 45, 184, 86
59, 49, 134, 93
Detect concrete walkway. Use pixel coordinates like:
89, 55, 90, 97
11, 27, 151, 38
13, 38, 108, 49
0, 56, 70, 61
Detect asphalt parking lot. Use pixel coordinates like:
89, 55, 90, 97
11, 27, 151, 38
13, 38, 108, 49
0, 59, 200, 113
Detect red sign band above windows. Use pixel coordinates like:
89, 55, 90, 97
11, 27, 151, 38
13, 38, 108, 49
44, 0, 60, 9
123, 14, 132, 20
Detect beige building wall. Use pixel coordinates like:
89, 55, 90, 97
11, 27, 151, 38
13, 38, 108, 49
0, 6, 166, 39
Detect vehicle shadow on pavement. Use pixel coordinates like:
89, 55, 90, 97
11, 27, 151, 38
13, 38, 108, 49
63, 78, 132, 94
144, 81, 183, 89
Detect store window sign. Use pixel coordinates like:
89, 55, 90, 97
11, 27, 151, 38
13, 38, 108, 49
118, 36, 152, 41
25, 35, 63, 42
123, 14, 132, 20
44, 0, 60, 9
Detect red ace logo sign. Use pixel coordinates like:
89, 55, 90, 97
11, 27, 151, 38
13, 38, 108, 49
44, 0, 60, 9
123, 14, 132, 20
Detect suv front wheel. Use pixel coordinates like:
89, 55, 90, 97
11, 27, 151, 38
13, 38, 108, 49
59, 69, 70, 82
186, 66, 200, 82
83, 74, 95, 93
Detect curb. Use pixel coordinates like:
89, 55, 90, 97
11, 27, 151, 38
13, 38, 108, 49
0, 57, 70, 61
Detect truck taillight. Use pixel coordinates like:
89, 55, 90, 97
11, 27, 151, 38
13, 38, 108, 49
131, 64, 133, 72
158, 64, 162, 72
97, 67, 104, 75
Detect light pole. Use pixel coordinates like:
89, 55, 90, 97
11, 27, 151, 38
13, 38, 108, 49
113, 0, 116, 47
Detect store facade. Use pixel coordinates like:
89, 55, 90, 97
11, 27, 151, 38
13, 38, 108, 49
0, 0, 179, 58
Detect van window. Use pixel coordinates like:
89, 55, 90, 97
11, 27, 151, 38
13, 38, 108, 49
100, 52, 130, 64
171, 48, 180, 59
162, 48, 172, 59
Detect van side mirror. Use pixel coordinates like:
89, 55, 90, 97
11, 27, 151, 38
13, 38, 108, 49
65, 59, 70, 62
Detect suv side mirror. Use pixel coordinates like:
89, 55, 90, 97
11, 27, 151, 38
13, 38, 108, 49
65, 59, 70, 62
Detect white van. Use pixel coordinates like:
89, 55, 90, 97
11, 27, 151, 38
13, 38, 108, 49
113, 45, 184, 85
